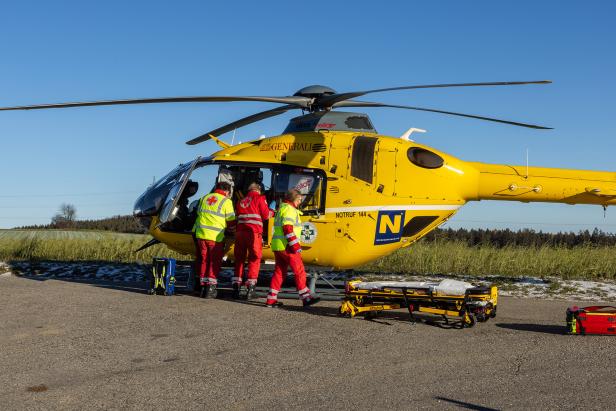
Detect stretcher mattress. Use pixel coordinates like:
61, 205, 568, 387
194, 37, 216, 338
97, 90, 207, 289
353, 279, 475, 296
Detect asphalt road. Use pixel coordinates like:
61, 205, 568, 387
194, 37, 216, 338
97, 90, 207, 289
1, 273, 615, 410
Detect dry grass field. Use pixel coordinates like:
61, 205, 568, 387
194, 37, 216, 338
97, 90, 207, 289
3, 230, 616, 280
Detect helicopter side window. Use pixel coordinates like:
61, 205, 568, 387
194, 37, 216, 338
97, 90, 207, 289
272, 169, 325, 215
351, 136, 377, 184
407, 147, 444, 169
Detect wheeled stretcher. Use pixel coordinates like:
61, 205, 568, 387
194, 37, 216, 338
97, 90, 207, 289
339, 279, 498, 328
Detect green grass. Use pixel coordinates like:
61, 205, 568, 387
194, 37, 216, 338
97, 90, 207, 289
2, 230, 616, 280
0, 230, 185, 263
360, 239, 616, 280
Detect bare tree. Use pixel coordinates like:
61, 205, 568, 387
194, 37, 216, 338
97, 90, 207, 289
59, 203, 77, 221
51, 203, 77, 228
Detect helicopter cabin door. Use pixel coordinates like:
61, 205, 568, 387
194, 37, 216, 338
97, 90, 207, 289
157, 156, 201, 226
375, 139, 398, 196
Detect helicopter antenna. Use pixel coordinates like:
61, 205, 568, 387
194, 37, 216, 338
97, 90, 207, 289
525, 148, 529, 179
400, 127, 426, 142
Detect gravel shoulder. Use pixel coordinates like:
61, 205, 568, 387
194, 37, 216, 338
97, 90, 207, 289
1, 273, 615, 410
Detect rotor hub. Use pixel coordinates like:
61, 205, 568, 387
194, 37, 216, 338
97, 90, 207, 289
293, 85, 337, 98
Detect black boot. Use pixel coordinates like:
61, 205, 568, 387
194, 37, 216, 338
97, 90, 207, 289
244, 284, 256, 300
232, 283, 241, 299
202, 284, 217, 299
302, 296, 321, 308
265, 301, 283, 308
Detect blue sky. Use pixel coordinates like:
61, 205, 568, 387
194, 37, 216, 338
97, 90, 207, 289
1, 1, 615, 232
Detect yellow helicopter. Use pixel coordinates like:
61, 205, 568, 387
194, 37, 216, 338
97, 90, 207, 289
3, 81, 616, 269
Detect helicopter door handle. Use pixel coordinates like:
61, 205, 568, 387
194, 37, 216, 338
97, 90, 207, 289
308, 218, 340, 224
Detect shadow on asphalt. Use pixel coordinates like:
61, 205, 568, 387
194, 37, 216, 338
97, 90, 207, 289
6, 260, 336, 299
275, 302, 468, 329
495, 323, 566, 335
434, 396, 500, 411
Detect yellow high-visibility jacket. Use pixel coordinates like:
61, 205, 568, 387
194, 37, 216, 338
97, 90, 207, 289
193, 191, 235, 242
271, 202, 302, 251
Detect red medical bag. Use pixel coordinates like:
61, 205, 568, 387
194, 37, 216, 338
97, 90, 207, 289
566, 306, 616, 335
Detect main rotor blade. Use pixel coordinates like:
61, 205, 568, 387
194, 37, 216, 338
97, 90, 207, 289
0, 96, 310, 111
335, 100, 553, 129
318, 80, 552, 108
185, 104, 298, 145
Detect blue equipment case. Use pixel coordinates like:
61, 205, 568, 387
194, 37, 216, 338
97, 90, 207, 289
149, 257, 176, 296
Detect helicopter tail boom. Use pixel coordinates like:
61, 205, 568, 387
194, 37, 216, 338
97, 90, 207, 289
469, 162, 616, 206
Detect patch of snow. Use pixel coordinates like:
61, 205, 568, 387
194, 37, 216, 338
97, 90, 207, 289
360, 272, 616, 302
0, 262, 12, 277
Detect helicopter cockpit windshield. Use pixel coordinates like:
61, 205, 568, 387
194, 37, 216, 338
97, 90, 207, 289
133, 162, 193, 217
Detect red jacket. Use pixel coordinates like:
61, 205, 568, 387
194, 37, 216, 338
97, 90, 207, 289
235, 190, 272, 234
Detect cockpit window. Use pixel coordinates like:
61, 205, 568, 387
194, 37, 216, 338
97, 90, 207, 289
134, 161, 193, 217
345, 116, 373, 130
273, 169, 324, 214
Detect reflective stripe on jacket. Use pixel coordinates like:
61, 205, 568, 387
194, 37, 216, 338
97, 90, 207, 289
236, 191, 271, 234
193, 192, 235, 242
271, 202, 302, 251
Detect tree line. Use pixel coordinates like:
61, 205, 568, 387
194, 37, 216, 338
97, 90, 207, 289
17, 215, 146, 233
424, 227, 616, 248
17, 214, 616, 247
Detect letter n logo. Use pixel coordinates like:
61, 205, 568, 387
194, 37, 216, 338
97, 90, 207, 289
374, 210, 405, 245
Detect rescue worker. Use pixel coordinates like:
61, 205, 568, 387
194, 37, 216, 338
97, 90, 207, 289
233, 182, 273, 299
266, 189, 320, 308
193, 181, 236, 298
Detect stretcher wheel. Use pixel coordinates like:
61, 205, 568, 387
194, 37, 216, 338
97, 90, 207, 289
475, 311, 488, 322
489, 306, 497, 318
462, 312, 476, 328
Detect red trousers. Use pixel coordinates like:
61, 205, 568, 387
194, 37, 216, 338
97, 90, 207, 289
266, 250, 312, 304
195, 238, 224, 285
233, 229, 262, 286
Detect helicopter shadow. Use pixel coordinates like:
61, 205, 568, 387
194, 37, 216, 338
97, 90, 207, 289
5, 260, 195, 296
495, 323, 566, 335
278, 302, 463, 329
